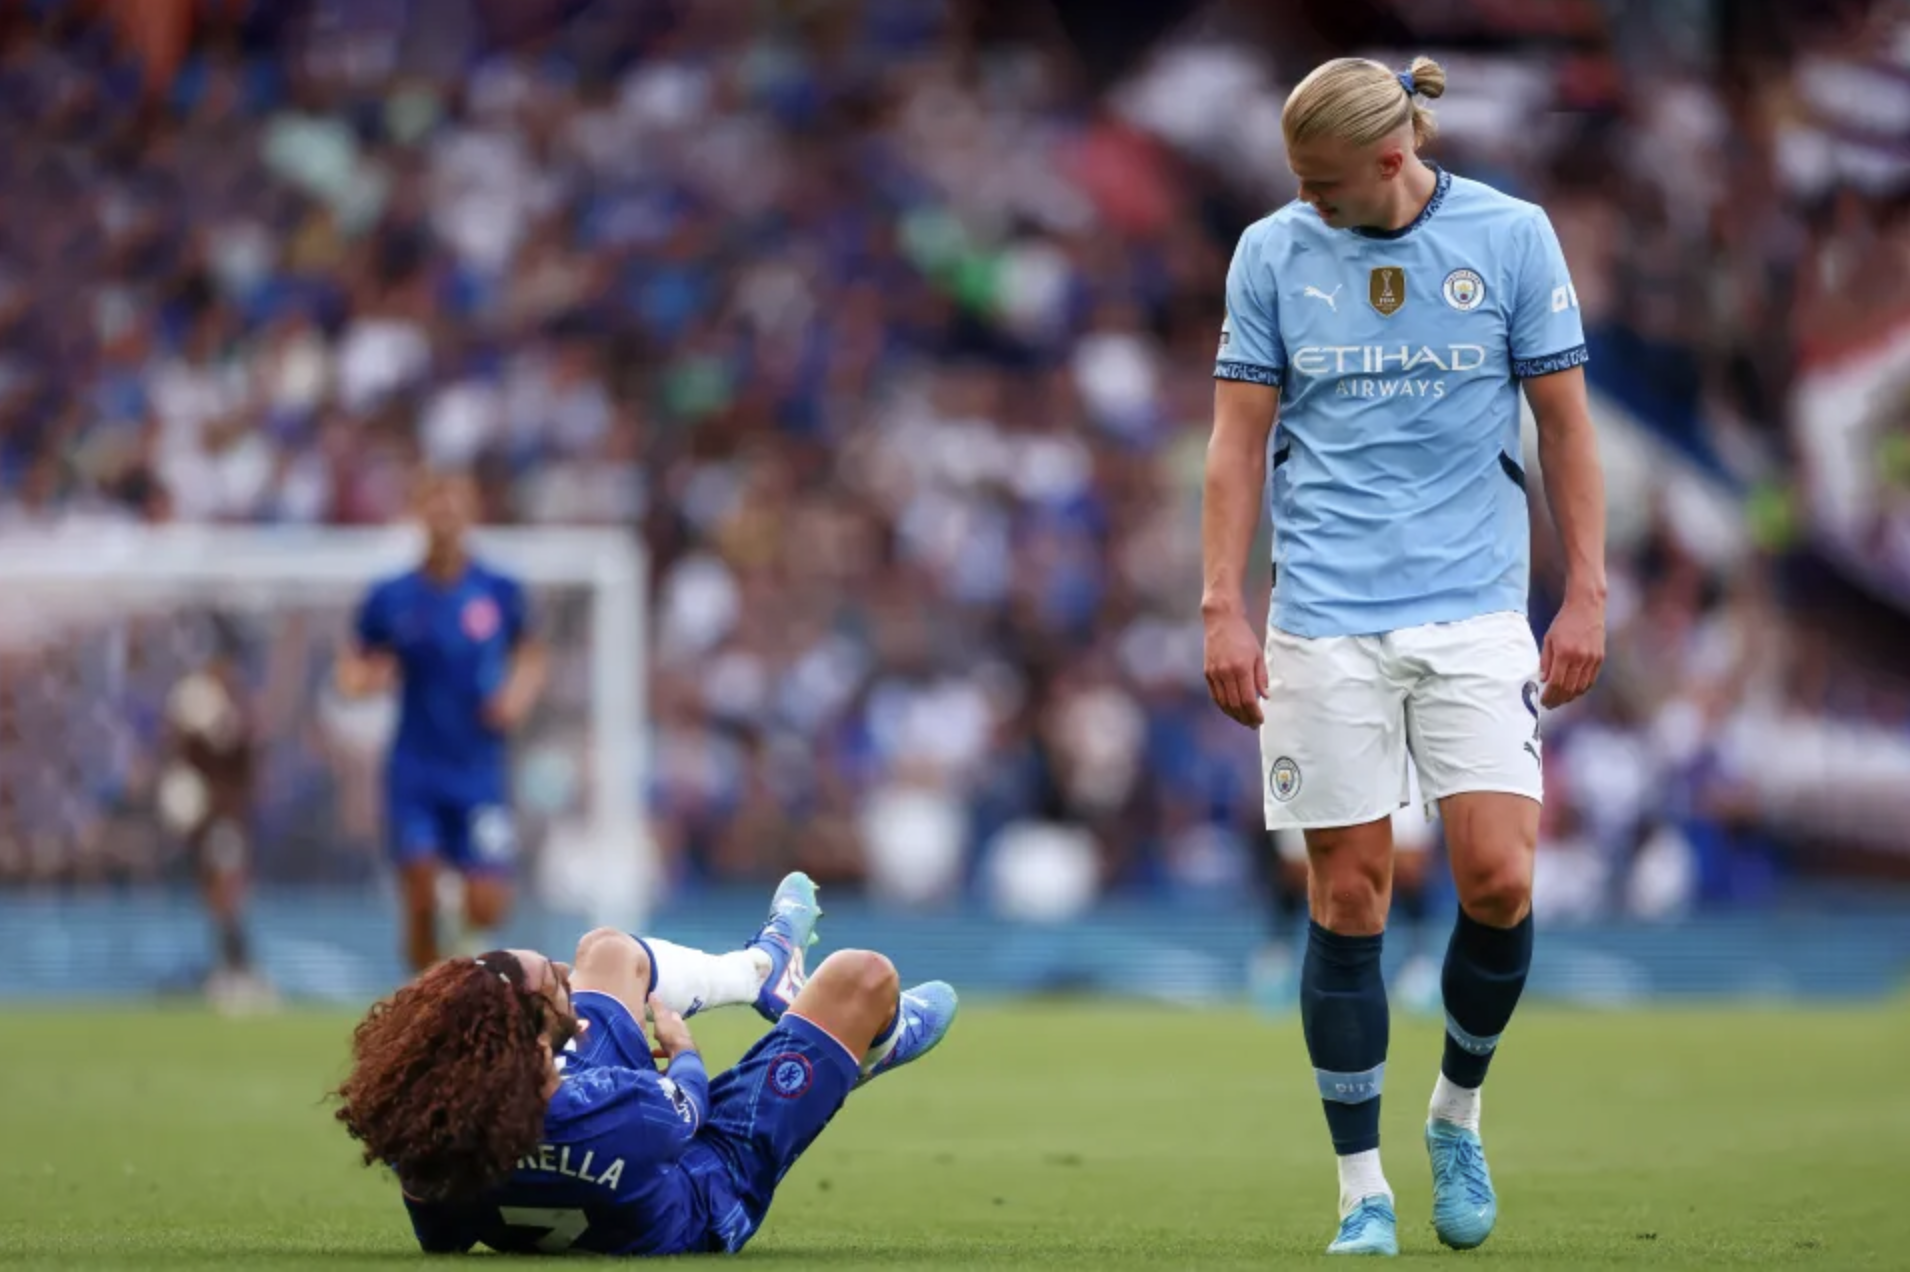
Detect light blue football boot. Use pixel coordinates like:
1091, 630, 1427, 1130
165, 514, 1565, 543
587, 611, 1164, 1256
1427, 1120, 1498, 1249
856, 981, 958, 1087
748, 872, 822, 1023
1327, 1196, 1399, 1256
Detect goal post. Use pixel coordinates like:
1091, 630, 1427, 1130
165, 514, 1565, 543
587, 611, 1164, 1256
0, 523, 653, 926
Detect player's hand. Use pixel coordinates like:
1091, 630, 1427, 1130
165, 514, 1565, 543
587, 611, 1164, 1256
1540, 591, 1605, 709
1202, 605, 1269, 728
647, 994, 696, 1060
335, 651, 396, 699
482, 689, 529, 732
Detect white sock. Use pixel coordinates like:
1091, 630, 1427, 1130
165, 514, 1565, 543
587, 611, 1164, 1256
858, 997, 904, 1078
1429, 1072, 1482, 1132
644, 938, 771, 1017
451, 926, 497, 960
435, 874, 468, 955
434, 875, 499, 961
1336, 1149, 1391, 1216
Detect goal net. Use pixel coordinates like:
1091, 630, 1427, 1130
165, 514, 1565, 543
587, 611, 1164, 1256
0, 523, 652, 926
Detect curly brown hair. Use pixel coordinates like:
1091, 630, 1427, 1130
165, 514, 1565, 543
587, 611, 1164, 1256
333, 953, 580, 1202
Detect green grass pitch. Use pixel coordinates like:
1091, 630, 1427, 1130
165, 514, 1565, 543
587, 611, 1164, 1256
2, 1001, 1906, 1268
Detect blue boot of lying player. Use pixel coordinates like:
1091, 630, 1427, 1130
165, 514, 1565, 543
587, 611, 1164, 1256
748, 872, 822, 1023
1327, 1196, 1398, 1256
855, 981, 958, 1087
1427, 1120, 1498, 1249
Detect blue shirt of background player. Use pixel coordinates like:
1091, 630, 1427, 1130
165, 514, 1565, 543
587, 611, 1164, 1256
354, 562, 529, 807
1214, 167, 1589, 639
400, 992, 750, 1257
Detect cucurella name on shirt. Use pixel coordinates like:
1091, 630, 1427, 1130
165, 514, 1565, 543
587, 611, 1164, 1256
514, 1143, 627, 1191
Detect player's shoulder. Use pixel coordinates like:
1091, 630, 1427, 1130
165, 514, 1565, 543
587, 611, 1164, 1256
1237, 200, 1326, 253
465, 558, 524, 596
1440, 172, 1553, 232
548, 1062, 648, 1125
1230, 201, 1330, 285
549, 1062, 694, 1143
364, 568, 421, 604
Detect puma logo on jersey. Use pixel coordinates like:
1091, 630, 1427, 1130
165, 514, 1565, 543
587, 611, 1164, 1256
1304, 285, 1341, 311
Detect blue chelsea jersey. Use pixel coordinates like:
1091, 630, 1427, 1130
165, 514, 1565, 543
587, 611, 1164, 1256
399, 992, 744, 1257
354, 561, 528, 791
1214, 168, 1588, 639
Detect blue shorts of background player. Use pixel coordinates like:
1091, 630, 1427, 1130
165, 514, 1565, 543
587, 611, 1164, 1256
385, 763, 517, 878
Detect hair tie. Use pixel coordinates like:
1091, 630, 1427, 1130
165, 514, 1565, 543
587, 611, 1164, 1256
1397, 70, 1417, 97
473, 957, 511, 985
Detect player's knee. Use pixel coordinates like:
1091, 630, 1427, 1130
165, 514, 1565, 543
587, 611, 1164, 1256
1313, 880, 1388, 934
824, 949, 899, 1007
1456, 860, 1532, 927
574, 926, 623, 963
1306, 837, 1390, 933
574, 927, 649, 985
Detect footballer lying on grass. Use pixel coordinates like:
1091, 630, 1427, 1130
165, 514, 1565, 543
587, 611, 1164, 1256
333, 873, 957, 1256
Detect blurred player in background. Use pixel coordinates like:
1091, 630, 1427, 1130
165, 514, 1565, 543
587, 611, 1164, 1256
336, 472, 547, 972
1201, 57, 1607, 1255
334, 873, 959, 1257
1252, 766, 1441, 1017
158, 618, 272, 1012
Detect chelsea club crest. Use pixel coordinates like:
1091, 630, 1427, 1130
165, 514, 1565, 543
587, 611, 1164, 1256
768, 1053, 813, 1099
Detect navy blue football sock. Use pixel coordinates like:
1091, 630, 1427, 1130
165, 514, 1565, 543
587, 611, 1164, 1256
217, 915, 250, 972
1440, 909, 1533, 1089
1301, 921, 1389, 1156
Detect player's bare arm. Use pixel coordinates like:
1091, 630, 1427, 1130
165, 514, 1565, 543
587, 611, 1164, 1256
334, 646, 397, 698
1202, 378, 1279, 729
646, 994, 696, 1062
1523, 365, 1607, 709
484, 638, 548, 732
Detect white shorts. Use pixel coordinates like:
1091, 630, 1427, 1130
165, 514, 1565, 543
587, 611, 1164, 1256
1258, 611, 1544, 833
1272, 766, 1439, 863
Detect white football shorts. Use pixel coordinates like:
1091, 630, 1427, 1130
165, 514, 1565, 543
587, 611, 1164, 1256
1258, 610, 1544, 833
1271, 764, 1439, 863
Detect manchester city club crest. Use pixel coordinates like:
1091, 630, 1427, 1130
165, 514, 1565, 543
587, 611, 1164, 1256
1368, 266, 1406, 316
1269, 756, 1302, 803
1442, 267, 1485, 311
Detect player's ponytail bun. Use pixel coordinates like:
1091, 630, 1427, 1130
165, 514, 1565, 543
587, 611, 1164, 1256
1283, 55, 1447, 151
1404, 56, 1447, 100
1403, 56, 1446, 147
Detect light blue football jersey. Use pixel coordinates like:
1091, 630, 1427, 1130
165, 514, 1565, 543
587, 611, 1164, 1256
1214, 168, 1587, 639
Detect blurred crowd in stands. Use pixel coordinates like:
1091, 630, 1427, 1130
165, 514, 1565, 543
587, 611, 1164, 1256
3, 0, 1910, 917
